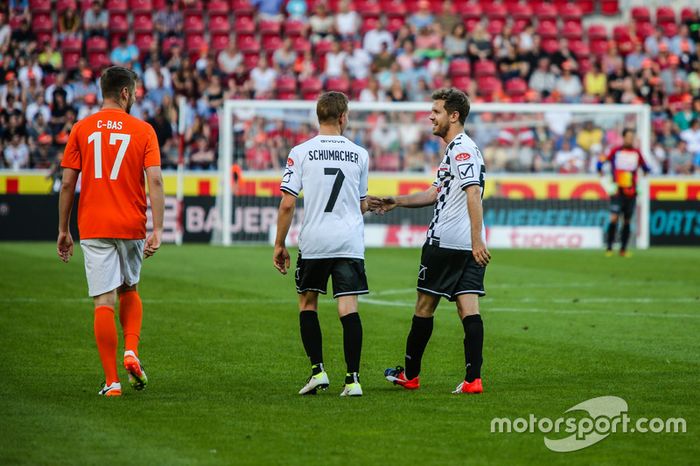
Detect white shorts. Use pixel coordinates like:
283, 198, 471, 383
80, 238, 145, 297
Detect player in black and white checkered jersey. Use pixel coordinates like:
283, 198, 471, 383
368, 88, 491, 395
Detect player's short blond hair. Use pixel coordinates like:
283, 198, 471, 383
316, 91, 349, 124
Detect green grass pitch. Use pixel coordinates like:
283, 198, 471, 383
0, 243, 698, 465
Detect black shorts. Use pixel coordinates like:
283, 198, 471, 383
610, 194, 636, 219
416, 243, 486, 301
295, 254, 369, 298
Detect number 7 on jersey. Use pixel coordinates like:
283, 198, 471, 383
88, 131, 131, 180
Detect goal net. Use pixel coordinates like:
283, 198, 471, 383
211, 100, 651, 249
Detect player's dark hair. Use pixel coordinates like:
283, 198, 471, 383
622, 128, 635, 137
431, 88, 470, 125
100, 66, 137, 101
316, 91, 349, 124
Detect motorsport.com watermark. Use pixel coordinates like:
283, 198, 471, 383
491, 396, 687, 452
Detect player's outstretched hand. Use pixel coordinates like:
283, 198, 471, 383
472, 239, 491, 267
273, 245, 291, 274
144, 229, 162, 258
367, 195, 397, 215
57, 231, 74, 263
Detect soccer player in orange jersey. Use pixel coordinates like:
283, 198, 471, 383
56, 66, 164, 397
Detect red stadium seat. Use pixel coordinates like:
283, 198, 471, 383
589, 38, 609, 56
106, 0, 128, 12
211, 33, 230, 51
133, 13, 153, 34
36, 31, 53, 45
300, 77, 322, 100
613, 25, 631, 41
486, 1, 506, 21
86, 36, 108, 52
152, 0, 166, 8
135, 33, 154, 52
183, 0, 204, 12
452, 75, 471, 91
129, 0, 152, 12
361, 17, 379, 34
559, 3, 582, 23
209, 14, 230, 34
448, 59, 471, 77
383, 0, 407, 17
537, 22, 558, 39
587, 24, 608, 40
61, 36, 83, 52
631, 6, 651, 23
29, 0, 51, 12
634, 22, 654, 41
259, 20, 282, 36
292, 36, 311, 53
360, 1, 381, 18
578, 0, 594, 15
599, 0, 619, 16
681, 7, 695, 22
162, 36, 184, 52
109, 13, 129, 34
464, 18, 480, 32
509, 2, 532, 22
31, 13, 53, 33
237, 35, 260, 54
534, 2, 557, 22
284, 20, 306, 37
476, 76, 501, 100
457, 2, 482, 21
326, 77, 350, 93
231, 0, 254, 15
386, 16, 405, 34
655, 6, 675, 25
88, 51, 110, 72
63, 51, 81, 70
208, 0, 229, 13
56, 0, 77, 13
184, 13, 205, 33
242, 53, 258, 70
350, 77, 368, 98
562, 21, 583, 41
486, 19, 504, 36
505, 78, 527, 97
314, 39, 333, 55
185, 33, 206, 52
473, 60, 496, 77
569, 40, 589, 58
662, 22, 678, 38
234, 16, 256, 35
262, 35, 282, 52
276, 75, 297, 93
541, 38, 558, 54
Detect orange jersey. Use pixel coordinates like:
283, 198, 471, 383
61, 108, 161, 239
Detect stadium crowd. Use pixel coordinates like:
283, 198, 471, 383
1, 0, 700, 174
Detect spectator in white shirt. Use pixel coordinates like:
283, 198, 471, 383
324, 40, 347, 78
4, 134, 30, 170
335, 0, 359, 39
143, 61, 172, 92
554, 139, 586, 173
363, 17, 394, 55
555, 62, 583, 103
344, 40, 372, 79
250, 56, 277, 98
25, 93, 50, 123
217, 40, 243, 75
680, 119, 700, 156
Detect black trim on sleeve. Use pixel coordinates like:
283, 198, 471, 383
280, 186, 299, 197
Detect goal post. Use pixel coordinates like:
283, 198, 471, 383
216, 100, 652, 249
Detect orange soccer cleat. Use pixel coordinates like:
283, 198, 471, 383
452, 378, 483, 394
384, 366, 420, 390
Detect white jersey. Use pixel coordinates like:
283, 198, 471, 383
280, 134, 369, 259
426, 132, 486, 251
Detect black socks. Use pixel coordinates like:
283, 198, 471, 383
462, 314, 484, 382
340, 313, 362, 375
299, 310, 323, 367
405, 315, 434, 380
606, 221, 617, 250
621, 222, 631, 251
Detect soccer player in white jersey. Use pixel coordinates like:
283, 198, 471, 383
273, 92, 370, 397
368, 88, 491, 394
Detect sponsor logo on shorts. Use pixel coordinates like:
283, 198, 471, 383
418, 265, 427, 280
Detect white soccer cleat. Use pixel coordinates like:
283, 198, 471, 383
98, 382, 122, 397
299, 371, 330, 395
339, 382, 363, 397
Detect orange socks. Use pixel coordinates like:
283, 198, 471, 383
119, 290, 143, 356
94, 306, 119, 385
